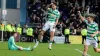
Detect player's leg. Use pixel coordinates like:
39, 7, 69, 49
9, 46, 31, 51
83, 45, 89, 56
48, 31, 55, 50
93, 40, 100, 52
33, 30, 45, 48
9, 47, 19, 50
18, 46, 32, 51
48, 24, 55, 50
38, 30, 45, 42
93, 48, 100, 52
33, 22, 49, 49
83, 39, 90, 56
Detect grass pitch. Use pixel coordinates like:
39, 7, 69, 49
0, 42, 100, 56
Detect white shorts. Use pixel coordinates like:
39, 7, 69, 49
85, 39, 98, 48
42, 21, 55, 32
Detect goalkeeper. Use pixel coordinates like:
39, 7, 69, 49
8, 32, 32, 51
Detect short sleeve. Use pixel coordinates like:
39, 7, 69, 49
95, 24, 98, 31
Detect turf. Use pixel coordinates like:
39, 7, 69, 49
0, 42, 100, 56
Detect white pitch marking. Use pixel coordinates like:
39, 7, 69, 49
75, 49, 91, 56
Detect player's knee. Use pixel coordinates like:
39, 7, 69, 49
39, 31, 44, 36
84, 48, 88, 52
50, 31, 54, 36
50, 35, 54, 38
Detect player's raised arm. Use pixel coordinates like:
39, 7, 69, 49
77, 11, 85, 21
46, 3, 53, 10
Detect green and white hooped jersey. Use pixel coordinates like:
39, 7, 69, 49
47, 8, 60, 22
84, 19, 98, 40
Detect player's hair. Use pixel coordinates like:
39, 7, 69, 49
11, 32, 17, 36
87, 14, 96, 20
52, 2, 57, 6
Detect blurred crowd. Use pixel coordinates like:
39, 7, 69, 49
27, 0, 100, 36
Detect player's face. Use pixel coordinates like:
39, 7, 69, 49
52, 4, 56, 10
87, 17, 93, 22
14, 33, 17, 37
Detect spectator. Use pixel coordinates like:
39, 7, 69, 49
64, 26, 70, 44
81, 26, 87, 44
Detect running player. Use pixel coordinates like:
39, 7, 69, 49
78, 11, 100, 56
8, 32, 32, 51
33, 2, 60, 50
